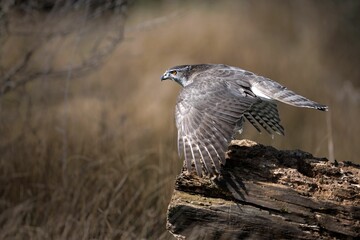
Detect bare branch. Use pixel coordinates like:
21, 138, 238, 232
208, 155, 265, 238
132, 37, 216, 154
0, 0, 128, 97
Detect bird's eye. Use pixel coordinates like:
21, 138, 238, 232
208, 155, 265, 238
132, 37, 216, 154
170, 70, 177, 75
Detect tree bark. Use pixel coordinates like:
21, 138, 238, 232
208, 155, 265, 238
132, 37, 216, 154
167, 140, 360, 240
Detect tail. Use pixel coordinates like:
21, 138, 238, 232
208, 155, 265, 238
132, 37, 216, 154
251, 77, 328, 111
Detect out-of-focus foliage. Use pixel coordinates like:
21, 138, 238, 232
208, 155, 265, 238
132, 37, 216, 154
0, 0, 359, 239
0, 0, 128, 95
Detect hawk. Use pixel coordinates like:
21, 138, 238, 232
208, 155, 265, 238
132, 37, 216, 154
161, 64, 328, 176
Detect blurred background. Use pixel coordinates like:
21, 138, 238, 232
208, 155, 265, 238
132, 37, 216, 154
0, 0, 359, 239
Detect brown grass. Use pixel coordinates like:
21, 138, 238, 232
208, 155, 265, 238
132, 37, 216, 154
1, 1, 359, 239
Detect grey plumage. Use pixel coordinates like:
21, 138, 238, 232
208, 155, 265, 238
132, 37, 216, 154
161, 64, 328, 176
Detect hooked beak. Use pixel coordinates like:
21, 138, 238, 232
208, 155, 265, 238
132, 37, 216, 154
161, 72, 170, 81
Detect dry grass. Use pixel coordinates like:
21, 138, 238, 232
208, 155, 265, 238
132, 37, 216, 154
0, 1, 359, 239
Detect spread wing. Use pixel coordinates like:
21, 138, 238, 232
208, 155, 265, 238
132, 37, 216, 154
172, 64, 327, 176
249, 77, 328, 111
205, 65, 327, 111
175, 80, 257, 176
197, 66, 285, 136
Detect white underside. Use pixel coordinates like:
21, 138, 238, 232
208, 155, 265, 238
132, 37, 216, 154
251, 86, 272, 100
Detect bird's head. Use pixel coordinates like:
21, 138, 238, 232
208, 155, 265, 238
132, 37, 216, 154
160, 65, 193, 87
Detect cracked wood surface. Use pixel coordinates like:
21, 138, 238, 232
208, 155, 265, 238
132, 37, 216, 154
167, 140, 360, 239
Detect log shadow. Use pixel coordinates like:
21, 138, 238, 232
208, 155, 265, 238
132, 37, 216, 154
175, 141, 330, 203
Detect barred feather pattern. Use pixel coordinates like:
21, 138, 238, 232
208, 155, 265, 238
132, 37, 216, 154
164, 64, 328, 176
244, 100, 284, 136
176, 81, 256, 176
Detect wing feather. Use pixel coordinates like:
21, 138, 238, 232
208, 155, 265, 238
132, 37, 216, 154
171, 64, 327, 176
245, 101, 284, 135
183, 137, 192, 171
175, 80, 257, 175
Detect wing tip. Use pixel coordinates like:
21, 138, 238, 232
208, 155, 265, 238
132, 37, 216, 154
317, 105, 329, 111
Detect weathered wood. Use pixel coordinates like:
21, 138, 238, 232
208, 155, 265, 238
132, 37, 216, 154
167, 140, 360, 239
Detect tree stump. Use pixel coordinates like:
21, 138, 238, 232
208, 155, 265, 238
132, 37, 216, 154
166, 140, 360, 239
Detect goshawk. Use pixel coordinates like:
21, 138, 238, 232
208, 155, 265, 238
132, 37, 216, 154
161, 64, 328, 176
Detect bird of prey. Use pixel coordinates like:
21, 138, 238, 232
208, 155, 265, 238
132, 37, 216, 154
161, 64, 328, 176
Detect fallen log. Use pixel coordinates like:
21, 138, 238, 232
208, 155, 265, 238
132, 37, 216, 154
167, 140, 360, 239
